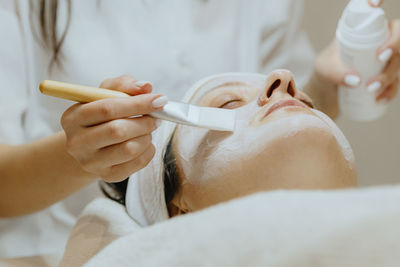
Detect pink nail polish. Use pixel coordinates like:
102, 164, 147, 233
152, 96, 168, 108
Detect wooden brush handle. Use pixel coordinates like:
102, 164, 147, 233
39, 80, 130, 103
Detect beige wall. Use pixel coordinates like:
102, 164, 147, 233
303, 0, 400, 186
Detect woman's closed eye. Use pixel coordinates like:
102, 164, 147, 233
198, 84, 259, 109
210, 94, 246, 109
219, 99, 244, 109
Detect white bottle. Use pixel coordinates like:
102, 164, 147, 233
336, 0, 389, 121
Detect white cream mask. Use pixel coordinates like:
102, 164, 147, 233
126, 72, 356, 225
175, 105, 354, 186
176, 73, 355, 182
173, 73, 356, 211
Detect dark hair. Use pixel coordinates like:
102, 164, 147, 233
163, 136, 180, 204
29, 0, 72, 69
99, 136, 180, 208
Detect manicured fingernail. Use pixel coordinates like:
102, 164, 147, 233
136, 80, 152, 87
152, 95, 168, 108
370, 0, 382, 6
378, 48, 393, 62
377, 98, 389, 105
367, 81, 382, 93
344, 75, 361, 87
155, 119, 161, 128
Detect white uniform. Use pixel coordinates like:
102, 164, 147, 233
0, 0, 314, 258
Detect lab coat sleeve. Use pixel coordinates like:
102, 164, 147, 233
258, 0, 315, 88
0, 1, 28, 145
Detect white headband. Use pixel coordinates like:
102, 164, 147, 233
125, 73, 268, 226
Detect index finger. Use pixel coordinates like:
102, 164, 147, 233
100, 75, 153, 96
77, 94, 166, 126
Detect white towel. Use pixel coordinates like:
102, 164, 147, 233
60, 185, 400, 267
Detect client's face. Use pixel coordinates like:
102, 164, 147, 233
171, 70, 356, 213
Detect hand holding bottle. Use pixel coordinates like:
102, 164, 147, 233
367, 0, 400, 103
314, 0, 400, 121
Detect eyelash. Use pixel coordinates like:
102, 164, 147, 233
219, 99, 243, 109
219, 99, 313, 109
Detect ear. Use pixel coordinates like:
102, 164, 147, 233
167, 194, 190, 217
167, 202, 186, 217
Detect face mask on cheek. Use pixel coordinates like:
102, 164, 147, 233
176, 107, 351, 184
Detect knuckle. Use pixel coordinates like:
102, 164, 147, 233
123, 140, 139, 158
98, 102, 114, 118
60, 111, 75, 129
123, 135, 151, 159
108, 120, 126, 140
100, 78, 112, 88
118, 75, 136, 88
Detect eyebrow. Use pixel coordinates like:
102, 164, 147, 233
197, 81, 255, 102
212, 82, 249, 89
206, 82, 251, 94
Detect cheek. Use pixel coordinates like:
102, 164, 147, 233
310, 109, 355, 167
174, 125, 212, 183
183, 127, 354, 211
174, 105, 255, 185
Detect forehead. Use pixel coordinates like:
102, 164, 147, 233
184, 73, 268, 104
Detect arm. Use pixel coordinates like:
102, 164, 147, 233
0, 7, 162, 216
0, 132, 96, 217
0, 75, 166, 217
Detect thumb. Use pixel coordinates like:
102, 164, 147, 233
100, 75, 153, 96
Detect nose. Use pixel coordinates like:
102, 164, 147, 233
258, 70, 298, 106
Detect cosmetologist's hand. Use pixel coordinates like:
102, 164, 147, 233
367, 0, 400, 103
61, 75, 168, 182
314, 0, 400, 104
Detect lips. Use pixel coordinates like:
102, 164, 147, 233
264, 99, 308, 118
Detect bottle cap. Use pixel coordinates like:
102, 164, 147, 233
337, 0, 388, 46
